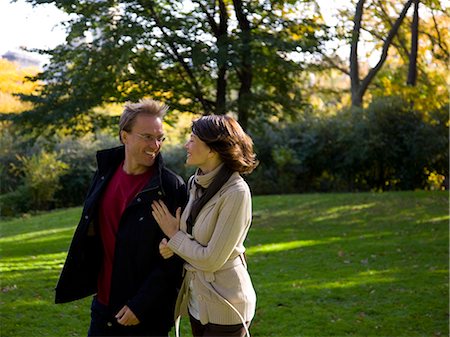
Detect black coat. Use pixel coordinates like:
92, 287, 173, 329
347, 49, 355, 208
55, 146, 187, 331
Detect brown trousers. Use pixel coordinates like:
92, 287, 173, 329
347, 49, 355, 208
189, 314, 250, 337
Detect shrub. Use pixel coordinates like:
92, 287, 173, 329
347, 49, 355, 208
0, 185, 32, 217
247, 96, 448, 193
12, 152, 68, 210
54, 133, 120, 206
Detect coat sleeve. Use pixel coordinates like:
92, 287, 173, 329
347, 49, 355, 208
168, 186, 251, 273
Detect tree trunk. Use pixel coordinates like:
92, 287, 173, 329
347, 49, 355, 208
216, 0, 228, 115
407, 0, 419, 86
232, 0, 252, 130
350, 0, 365, 107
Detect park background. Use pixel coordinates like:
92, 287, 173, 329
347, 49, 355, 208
0, 0, 448, 336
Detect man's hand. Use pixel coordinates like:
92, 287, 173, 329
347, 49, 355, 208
115, 305, 140, 326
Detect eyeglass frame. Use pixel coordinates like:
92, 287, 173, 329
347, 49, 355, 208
132, 132, 166, 144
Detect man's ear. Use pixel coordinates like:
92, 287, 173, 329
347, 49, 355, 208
120, 130, 128, 144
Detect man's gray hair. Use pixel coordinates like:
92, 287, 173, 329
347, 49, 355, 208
119, 99, 169, 142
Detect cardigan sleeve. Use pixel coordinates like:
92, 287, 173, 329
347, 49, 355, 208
168, 186, 251, 273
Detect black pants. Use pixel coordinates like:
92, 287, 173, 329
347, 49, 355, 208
189, 314, 249, 337
88, 297, 169, 337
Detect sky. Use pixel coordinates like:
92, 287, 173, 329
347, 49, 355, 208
0, 0, 69, 65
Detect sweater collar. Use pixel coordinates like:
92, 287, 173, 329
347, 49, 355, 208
194, 163, 224, 189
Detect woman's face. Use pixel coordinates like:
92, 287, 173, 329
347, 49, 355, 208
184, 133, 212, 168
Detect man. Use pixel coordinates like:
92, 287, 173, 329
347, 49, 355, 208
55, 99, 187, 336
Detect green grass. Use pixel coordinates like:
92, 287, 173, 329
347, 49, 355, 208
1, 191, 448, 336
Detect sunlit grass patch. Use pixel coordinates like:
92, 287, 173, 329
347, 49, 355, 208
1, 252, 66, 272
247, 237, 343, 255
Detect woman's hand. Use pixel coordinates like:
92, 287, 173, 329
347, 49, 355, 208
151, 200, 180, 238
159, 238, 174, 259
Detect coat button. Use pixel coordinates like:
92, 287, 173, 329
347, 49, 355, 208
101, 176, 105, 180
84, 215, 89, 220
139, 217, 144, 221
158, 191, 162, 196
107, 322, 113, 327
137, 198, 142, 202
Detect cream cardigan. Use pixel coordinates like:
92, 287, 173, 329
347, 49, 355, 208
168, 165, 256, 328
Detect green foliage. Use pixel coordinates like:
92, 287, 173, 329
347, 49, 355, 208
353, 97, 447, 190
0, 192, 448, 336
53, 133, 120, 207
248, 96, 448, 193
0, 129, 119, 215
0, 185, 32, 217
2, 93, 448, 216
13, 0, 327, 134
12, 151, 69, 211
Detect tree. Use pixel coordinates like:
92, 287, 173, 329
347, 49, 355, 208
12, 0, 326, 134
349, 0, 414, 107
367, 0, 449, 112
0, 59, 40, 114
313, 0, 446, 107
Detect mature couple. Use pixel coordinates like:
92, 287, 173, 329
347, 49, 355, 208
55, 99, 258, 337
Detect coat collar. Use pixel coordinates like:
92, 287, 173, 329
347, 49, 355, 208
96, 146, 166, 192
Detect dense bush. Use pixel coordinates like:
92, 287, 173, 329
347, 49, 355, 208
17, 151, 69, 210
1, 96, 447, 216
0, 185, 32, 217
0, 131, 119, 216
53, 133, 120, 207
1, 151, 68, 216
246, 96, 448, 194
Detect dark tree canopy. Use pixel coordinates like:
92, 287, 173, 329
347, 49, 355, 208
13, 0, 327, 134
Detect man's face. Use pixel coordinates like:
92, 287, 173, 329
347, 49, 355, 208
121, 114, 165, 174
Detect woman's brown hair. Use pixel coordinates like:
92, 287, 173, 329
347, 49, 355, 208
192, 115, 258, 174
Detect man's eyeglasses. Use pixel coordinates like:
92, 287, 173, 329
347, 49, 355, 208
134, 133, 166, 143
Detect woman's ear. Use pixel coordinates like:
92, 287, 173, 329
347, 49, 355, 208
207, 148, 217, 159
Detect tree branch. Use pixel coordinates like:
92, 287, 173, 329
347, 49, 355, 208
145, 1, 213, 113
196, 1, 219, 36
318, 51, 350, 75
359, 0, 414, 98
430, 9, 450, 59
375, 0, 410, 59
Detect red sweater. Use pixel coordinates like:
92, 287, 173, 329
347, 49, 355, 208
97, 162, 153, 305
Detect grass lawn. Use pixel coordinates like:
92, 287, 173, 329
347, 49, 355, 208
0, 191, 448, 336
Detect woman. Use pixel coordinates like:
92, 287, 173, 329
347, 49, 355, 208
151, 115, 258, 337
